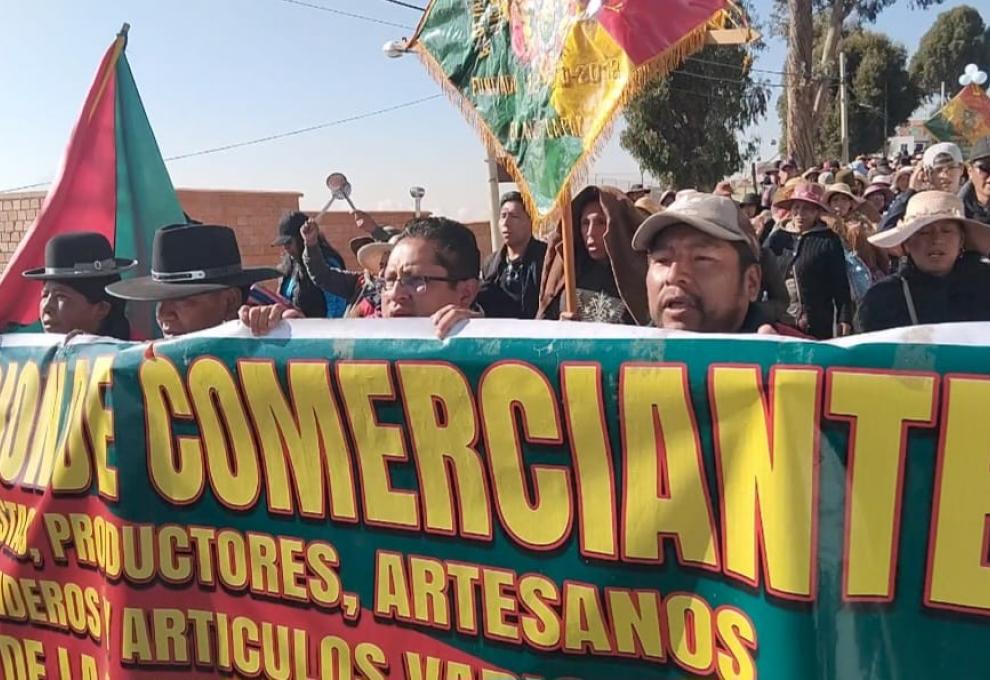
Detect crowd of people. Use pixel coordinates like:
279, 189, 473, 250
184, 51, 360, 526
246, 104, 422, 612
23, 135, 990, 343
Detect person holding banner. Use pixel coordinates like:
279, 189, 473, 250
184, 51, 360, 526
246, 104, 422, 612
536, 186, 649, 325
632, 192, 801, 335
240, 216, 482, 339
107, 223, 280, 337
858, 191, 990, 331
22, 232, 135, 339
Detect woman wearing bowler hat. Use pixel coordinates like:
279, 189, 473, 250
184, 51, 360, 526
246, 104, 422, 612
22, 232, 136, 339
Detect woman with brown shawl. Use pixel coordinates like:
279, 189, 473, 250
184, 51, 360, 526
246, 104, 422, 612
536, 186, 650, 325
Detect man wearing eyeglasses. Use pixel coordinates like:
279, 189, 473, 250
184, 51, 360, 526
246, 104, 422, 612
879, 143, 967, 234
961, 137, 990, 226
240, 217, 482, 338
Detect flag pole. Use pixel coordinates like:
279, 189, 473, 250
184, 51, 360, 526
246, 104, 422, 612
559, 183, 578, 317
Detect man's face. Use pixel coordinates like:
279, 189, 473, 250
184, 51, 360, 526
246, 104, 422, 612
790, 202, 822, 232
156, 289, 241, 338
380, 238, 478, 318
969, 159, 990, 201
646, 224, 760, 333
499, 201, 532, 250
580, 200, 608, 261
39, 281, 109, 335
929, 163, 965, 193
742, 204, 759, 219
780, 165, 796, 183
895, 173, 910, 193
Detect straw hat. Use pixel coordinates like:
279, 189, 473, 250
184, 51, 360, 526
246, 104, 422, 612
356, 227, 402, 272
634, 196, 662, 214
863, 183, 894, 201
869, 191, 990, 254
824, 183, 859, 204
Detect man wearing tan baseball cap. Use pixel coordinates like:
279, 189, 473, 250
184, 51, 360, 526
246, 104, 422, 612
632, 191, 801, 335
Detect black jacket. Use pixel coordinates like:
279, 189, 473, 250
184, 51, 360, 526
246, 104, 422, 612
765, 225, 852, 339
960, 181, 990, 225
856, 253, 990, 332
477, 238, 547, 319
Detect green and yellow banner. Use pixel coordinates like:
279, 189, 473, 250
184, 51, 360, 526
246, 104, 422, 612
410, 0, 731, 219
2, 321, 990, 679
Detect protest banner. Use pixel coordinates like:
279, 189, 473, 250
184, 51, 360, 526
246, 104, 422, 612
1, 320, 989, 679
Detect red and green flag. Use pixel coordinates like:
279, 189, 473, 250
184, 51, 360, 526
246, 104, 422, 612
410, 0, 731, 220
0, 25, 184, 337
924, 84, 990, 156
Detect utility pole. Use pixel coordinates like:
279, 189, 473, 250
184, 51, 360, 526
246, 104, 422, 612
883, 80, 889, 158
940, 81, 946, 108
485, 149, 503, 251
839, 51, 849, 164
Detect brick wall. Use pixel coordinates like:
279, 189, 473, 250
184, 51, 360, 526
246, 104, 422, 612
0, 192, 45, 272
0, 188, 493, 275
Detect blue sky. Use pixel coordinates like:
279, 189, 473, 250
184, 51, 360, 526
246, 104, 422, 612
0, 0, 980, 220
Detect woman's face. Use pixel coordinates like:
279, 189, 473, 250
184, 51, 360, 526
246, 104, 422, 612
790, 202, 822, 232
866, 191, 887, 212
903, 220, 963, 277
829, 194, 853, 218
39, 281, 108, 334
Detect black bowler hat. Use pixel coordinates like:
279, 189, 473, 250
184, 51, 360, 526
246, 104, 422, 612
272, 211, 308, 247
22, 232, 137, 280
106, 223, 280, 302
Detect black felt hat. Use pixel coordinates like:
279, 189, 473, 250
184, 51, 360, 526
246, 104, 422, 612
22, 232, 137, 280
272, 211, 308, 247
105, 223, 280, 301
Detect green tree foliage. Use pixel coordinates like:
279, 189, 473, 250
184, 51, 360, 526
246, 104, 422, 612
620, 45, 770, 190
909, 6, 989, 98
779, 28, 920, 159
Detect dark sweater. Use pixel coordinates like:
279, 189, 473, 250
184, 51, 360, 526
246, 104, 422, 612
856, 253, 990, 332
477, 238, 547, 319
764, 225, 852, 339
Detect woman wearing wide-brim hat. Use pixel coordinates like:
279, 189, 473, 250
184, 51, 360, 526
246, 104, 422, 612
824, 182, 890, 285
23, 232, 136, 339
764, 181, 853, 338
863, 181, 895, 214
857, 191, 990, 332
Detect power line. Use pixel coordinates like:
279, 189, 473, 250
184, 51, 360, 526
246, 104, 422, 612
684, 56, 840, 83
274, 0, 414, 30
0, 94, 442, 194
378, 0, 425, 10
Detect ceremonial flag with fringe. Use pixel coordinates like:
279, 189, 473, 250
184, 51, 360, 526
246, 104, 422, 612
924, 84, 990, 156
410, 0, 732, 220
0, 26, 184, 337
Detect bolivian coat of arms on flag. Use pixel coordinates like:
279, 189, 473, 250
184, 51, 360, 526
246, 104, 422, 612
410, 0, 730, 220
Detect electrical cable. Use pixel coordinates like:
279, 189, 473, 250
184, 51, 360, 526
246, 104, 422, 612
274, 0, 414, 30
0, 94, 442, 194
379, 0, 426, 11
